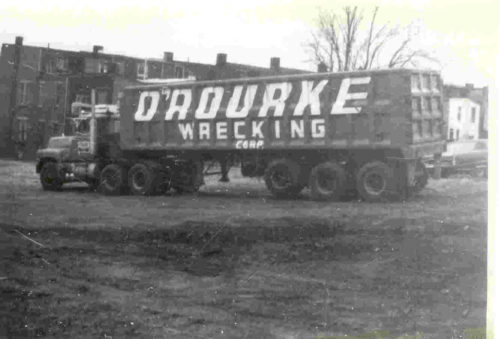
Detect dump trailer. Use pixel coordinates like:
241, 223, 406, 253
36, 69, 445, 201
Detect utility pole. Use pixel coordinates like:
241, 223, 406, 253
7, 36, 23, 157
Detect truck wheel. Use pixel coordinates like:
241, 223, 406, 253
128, 163, 157, 195
264, 159, 302, 198
309, 162, 346, 201
100, 164, 127, 195
40, 162, 63, 191
356, 161, 393, 202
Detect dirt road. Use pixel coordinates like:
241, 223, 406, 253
0, 160, 487, 338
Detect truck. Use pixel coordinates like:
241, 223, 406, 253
35, 68, 446, 202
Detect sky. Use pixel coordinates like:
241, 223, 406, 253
0, 0, 497, 86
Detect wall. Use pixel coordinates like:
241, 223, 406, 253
447, 98, 481, 140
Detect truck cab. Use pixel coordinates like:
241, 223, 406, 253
35, 104, 119, 191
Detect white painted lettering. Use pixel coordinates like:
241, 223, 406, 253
199, 122, 210, 140
251, 120, 264, 138
216, 122, 228, 139
258, 82, 292, 117
311, 119, 325, 138
274, 120, 281, 139
178, 123, 194, 140
134, 91, 160, 121
293, 80, 328, 116
227, 85, 258, 118
291, 120, 305, 138
195, 86, 224, 119
234, 121, 246, 139
331, 77, 371, 115
165, 89, 192, 120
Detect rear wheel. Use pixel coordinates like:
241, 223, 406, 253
99, 164, 127, 195
309, 161, 347, 201
128, 163, 157, 195
356, 161, 393, 202
264, 159, 303, 198
40, 162, 63, 191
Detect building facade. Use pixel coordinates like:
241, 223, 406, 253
447, 98, 481, 140
443, 84, 488, 141
0, 37, 306, 159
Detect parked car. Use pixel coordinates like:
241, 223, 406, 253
425, 139, 488, 178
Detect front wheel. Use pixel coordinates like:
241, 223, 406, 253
356, 161, 393, 202
99, 164, 127, 195
40, 162, 63, 191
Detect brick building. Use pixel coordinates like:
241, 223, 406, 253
0, 37, 306, 159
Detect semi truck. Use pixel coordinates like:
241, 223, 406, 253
35, 69, 445, 202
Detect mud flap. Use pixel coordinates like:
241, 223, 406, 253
386, 158, 412, 200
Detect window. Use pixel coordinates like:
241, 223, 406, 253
115, 61, 125, 75
175, 66, 184, 79
431, 75, 439, 91
432, 97, 442, 112
422, 75, 431, 90
137, 61, 147, 78
411, 74, 421, 91
17, 81, 36, 105
45, 59, 56, 74
17, 117, 28, 142
471, 107, 476, 123
56, 57, 68, 72
449, 128, 454, 141
457, 107, 462, 121
85, 58, 99, 73
456, 129, 460, 140
100, 61, 109, 74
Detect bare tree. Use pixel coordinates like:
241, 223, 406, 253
306, 6, 439, 72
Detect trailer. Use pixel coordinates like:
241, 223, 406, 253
36, 69, 445, 202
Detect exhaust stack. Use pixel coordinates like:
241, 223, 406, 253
89, 89, 97, 155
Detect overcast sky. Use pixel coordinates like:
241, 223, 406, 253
0, 0, 497, 86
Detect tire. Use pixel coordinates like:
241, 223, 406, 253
356, 161, 393, 202
264, 159, 302, 198
128, 163, 157, 195
309, 161, 347, 201
40, 162, 63, 191
99, 164, 127, 195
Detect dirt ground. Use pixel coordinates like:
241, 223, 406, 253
0, 159, 487, 338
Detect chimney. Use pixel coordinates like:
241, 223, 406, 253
163, 52, 174, 63
92, 45, 103, 54
270, 57, 280, 71
465, 83, 474, 90
15, 36, 23, 46
317, 62, 328, 73
216, 53, 227, 66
